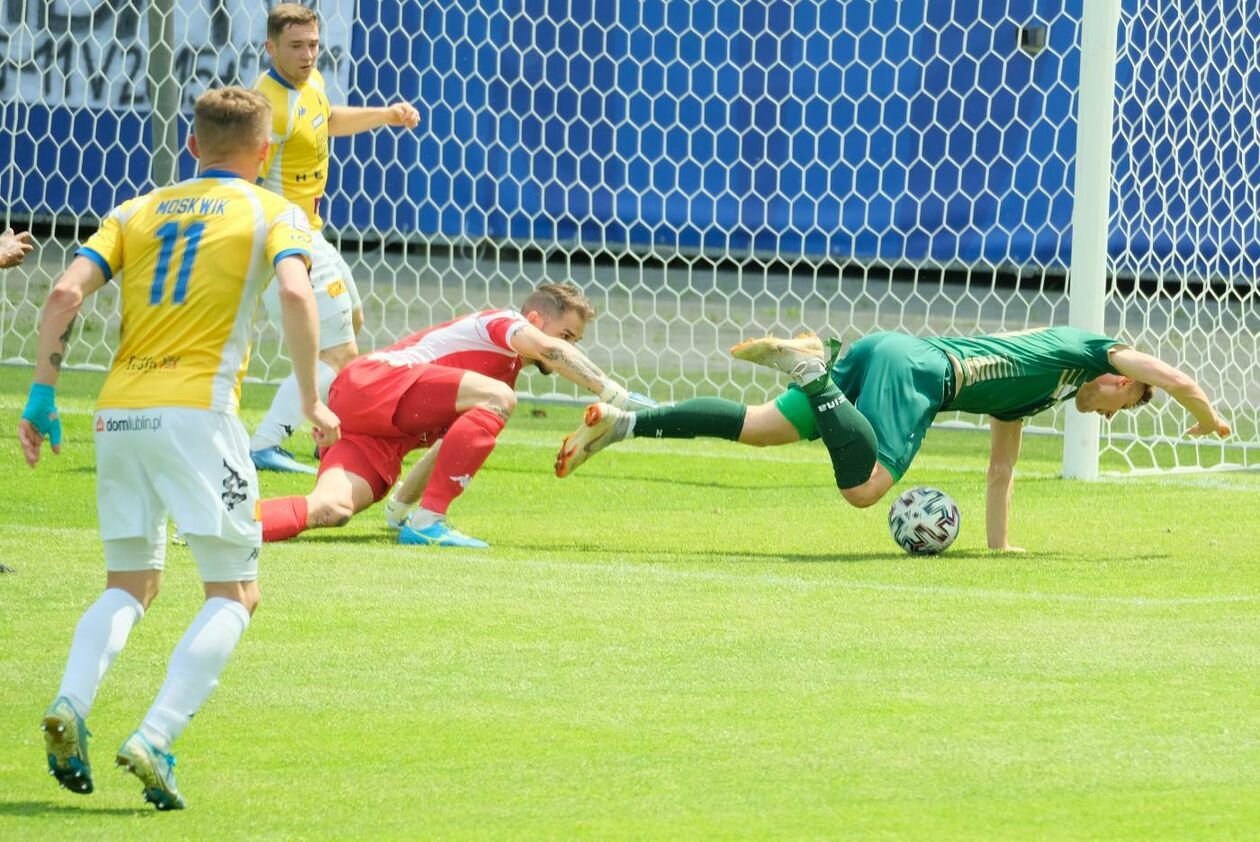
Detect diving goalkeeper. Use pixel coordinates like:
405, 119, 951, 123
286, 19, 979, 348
556, 327, 1230, 551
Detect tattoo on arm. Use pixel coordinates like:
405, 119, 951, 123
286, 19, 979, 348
50, 316, 75, 371
541, 345, 606, 391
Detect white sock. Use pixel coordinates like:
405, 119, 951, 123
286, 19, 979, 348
250, 361, 337, 451
57, 588, 144, 718
384, 495, 417, 527
408, 507, 442, 529
140, 597, 250, 751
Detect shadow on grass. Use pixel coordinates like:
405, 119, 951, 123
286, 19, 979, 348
0, 799, 150, 817
285, 532, 397, 545
500, 541, 998, 563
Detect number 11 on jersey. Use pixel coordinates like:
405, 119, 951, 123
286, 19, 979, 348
150, 221, 206, 305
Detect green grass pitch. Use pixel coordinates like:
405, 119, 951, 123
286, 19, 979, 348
2, 367, 1259, 838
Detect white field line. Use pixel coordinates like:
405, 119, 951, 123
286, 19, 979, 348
511, 557, 1260, 607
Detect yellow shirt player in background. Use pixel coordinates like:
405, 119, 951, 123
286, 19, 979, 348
19, 87, 340, 811
249, 3, 420, 474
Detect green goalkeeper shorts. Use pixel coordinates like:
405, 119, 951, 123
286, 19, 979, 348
774, 332, 954, 482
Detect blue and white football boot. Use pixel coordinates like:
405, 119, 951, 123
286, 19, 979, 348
42, 696, 93, 794
250, 445, 317, 475
116, 730, 187, 811
398, 519, 489, 548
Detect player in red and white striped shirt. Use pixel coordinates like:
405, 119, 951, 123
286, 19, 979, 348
260, 282, 648, 547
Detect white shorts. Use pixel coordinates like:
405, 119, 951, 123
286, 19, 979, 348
263, 228, 361, 350
96, 408, 261, 582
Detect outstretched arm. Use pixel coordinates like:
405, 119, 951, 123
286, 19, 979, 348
1109, 348, 1230, 437
986, 418, 1025, 552
18, 256, 107, 466
508, 323, 630, 403
328, 104, 420, 136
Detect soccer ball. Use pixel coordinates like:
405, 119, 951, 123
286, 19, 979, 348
887, 487, 961, 555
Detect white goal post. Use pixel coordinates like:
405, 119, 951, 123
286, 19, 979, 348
1, 1, 1255, 477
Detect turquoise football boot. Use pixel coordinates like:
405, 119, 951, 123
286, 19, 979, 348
116, 731, 186, 811
398, 519, 489, 548
250, 445, 317, 475
42, 696, 93, 794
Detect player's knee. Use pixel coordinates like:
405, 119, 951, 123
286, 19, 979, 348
841, 481, 887, 509
478, 382, 516, 420
130, 583, 161, 611
240, 586, 260, 616
106, 566, 162, 609
308, 495, 355, 528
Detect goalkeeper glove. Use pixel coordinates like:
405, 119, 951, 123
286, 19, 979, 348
21, 383, 62, 449
598, 382, 659, 411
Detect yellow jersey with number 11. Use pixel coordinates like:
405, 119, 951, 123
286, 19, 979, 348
79, 171, 312, 414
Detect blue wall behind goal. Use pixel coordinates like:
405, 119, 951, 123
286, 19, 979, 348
342, 0, 1081, 270
3, 0, 1258, 281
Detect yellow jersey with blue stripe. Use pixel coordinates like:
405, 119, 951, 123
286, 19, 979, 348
255, 66, 331, 229
79, 170, 312, 414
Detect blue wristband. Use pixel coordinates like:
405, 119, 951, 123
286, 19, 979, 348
21, 383, 62, 446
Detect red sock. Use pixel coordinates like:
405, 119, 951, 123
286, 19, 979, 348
261, 496, 309, 542
420, 407, 506, 515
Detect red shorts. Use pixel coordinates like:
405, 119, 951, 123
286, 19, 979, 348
318, 360, 464, 501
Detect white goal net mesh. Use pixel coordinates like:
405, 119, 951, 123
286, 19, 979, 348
1, 1, 1255, 474
1103, 2, 1258, 472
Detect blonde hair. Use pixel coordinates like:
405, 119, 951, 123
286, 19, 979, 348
267, 3, 319, 41
522, 282, 596, 322
193, 87, 271, 157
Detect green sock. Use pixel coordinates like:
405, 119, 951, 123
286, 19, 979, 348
807, 381, 878, 489
632, 397, 747, 441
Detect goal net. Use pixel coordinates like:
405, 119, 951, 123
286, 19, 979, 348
1, 1, 1255, 475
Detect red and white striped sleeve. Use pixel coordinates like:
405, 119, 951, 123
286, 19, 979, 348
476, 309, 532, 351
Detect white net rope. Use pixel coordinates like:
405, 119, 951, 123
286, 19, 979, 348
1, 1, 1255, 473
1104, 1, 1259, 472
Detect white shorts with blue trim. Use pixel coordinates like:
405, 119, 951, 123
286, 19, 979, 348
95, 407, 261, 582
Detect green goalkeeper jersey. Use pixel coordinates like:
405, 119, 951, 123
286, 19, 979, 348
922, 326, 1123, 421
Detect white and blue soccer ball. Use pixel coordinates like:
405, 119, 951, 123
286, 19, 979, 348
887, 487, 961, 555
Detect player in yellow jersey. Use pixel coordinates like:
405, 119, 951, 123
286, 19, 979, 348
19, 87, 340, 811
249, 3, 421, 474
